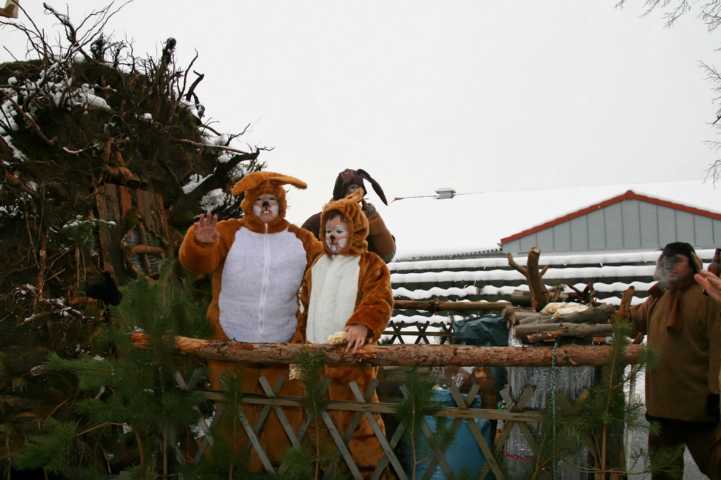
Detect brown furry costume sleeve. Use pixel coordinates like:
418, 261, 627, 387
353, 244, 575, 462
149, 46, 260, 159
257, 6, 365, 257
346, 252, 393, 341
366, 213, 396, 263
178, 219, 242, 339
288, 223, 324, 264
178, 220, 236, 275
291, 271, 311, 344
287, 225, 323, 344
300, 212, 322, 239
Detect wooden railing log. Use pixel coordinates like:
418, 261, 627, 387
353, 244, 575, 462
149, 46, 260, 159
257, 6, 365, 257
131, 332, 643, 367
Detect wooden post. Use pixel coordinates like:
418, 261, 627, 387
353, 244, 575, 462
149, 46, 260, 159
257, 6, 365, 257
507, 247, 548, 311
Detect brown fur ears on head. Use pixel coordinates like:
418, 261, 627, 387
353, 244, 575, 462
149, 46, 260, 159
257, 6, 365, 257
230, 171, 306, 196
322, 190, 367, 231
324, 189, 364, 212
336, 189, 364, 208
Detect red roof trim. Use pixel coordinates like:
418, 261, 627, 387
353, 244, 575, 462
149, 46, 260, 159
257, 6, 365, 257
500, 190, 721, 244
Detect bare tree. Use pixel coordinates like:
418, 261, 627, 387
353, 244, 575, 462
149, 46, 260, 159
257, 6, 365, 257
617, 0, 721, 184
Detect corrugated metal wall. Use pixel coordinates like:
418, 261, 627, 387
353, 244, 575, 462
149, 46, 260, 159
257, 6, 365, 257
503, 199, 721, 254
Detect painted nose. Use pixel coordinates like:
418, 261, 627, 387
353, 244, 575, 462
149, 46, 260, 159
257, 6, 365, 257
262, 201, 270, 208
330, 235, 336, 242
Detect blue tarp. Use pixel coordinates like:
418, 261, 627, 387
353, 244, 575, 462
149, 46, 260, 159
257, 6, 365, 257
403, 387, 494, 479
454, 313, 509, 390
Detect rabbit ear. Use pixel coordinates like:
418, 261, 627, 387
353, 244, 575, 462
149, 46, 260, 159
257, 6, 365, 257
231, 171, 306, 196
356, 169, 388, 205
333, 173, 347, 200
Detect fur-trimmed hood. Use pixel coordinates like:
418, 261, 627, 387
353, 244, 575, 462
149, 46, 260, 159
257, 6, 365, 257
319, 190, 368, 256
230, 171, 306, 233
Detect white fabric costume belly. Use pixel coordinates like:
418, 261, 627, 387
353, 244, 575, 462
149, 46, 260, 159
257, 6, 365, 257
219, 227, 306, 342
306, 255, 360, 344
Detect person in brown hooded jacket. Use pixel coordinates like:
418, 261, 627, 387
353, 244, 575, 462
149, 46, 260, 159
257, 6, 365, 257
302, 168, 396, 263
626, 242, 721, 479
294, 189, 393, 478
179, 171, 322, 471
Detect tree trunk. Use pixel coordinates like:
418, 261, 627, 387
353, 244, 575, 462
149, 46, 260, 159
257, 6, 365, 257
130, 332, 643, 367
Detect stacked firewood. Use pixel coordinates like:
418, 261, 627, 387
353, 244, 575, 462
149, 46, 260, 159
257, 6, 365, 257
504, 303, 618, 344
504, 248, 634, 345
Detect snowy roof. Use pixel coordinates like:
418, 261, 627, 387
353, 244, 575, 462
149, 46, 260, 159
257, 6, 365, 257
501, 189, 721, 244
383, 181, 721, 261
390, 248, 716, 310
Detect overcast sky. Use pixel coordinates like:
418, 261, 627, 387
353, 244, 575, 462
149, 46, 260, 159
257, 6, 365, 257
3, 1, 720, 240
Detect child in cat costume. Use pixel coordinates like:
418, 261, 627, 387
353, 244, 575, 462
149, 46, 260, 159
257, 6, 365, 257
293, 189, 393, 476
179, 171, 322, 471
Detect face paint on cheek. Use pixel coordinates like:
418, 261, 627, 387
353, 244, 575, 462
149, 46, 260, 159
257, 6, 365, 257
252, 204, 263, 217
253, 204, 279, 217
325, 219, 349, 253
336, 236, 348, 250
325, 236, 337, 253
252, 196, 279, 223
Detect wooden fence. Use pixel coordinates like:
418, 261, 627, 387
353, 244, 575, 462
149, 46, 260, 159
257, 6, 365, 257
191, 375, 540, 479
133, 332, 642, 480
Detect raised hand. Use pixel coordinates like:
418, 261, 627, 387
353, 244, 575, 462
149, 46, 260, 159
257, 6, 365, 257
695, 271, 721, 304
193, 213, 219, 245
344, 324, 369, 354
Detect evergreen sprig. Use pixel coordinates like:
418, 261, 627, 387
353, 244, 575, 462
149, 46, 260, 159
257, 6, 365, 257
17, 259, 212, 477
15, 419, 77, 474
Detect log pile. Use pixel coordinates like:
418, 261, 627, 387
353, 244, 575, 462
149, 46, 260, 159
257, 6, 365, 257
504, 249, 635, 345
504, 304, 618, 344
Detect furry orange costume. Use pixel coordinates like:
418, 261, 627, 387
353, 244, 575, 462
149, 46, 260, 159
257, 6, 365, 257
179, 171, 322, 471
294, 190, 393, 477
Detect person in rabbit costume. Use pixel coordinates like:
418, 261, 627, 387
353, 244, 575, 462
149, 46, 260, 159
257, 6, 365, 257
179, 171, 322, 471
294, 189, 393, 477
